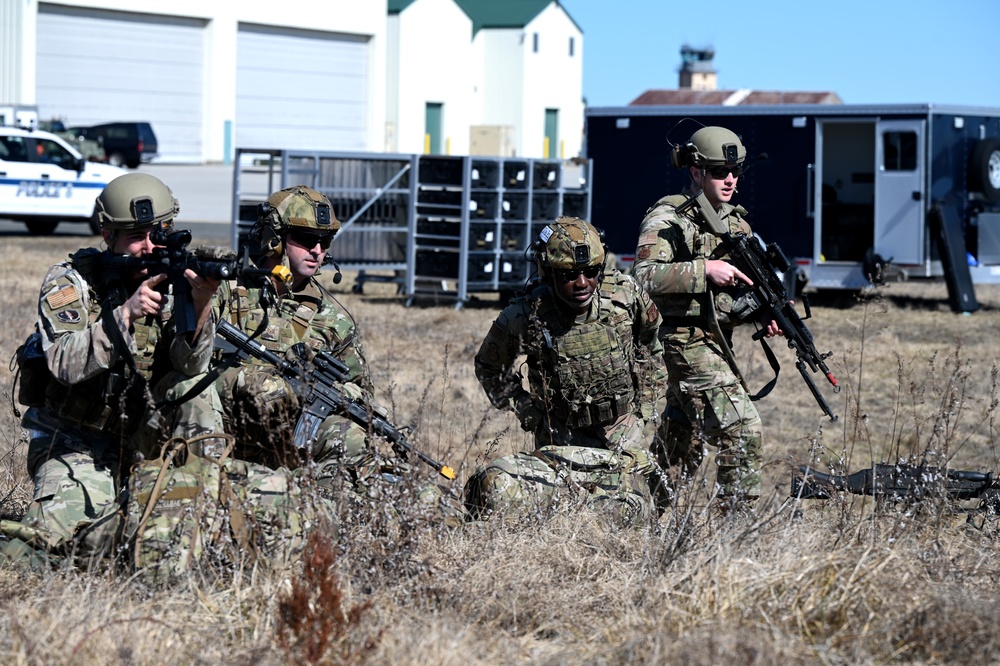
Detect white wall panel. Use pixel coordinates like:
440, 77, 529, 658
36, 4, 205, 161
236, 24, 368, 151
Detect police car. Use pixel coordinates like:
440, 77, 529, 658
0, 125, 127, 234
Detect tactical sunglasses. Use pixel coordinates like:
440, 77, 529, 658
554, 265, 602, 282
706, 164, 743, 179
287, 230, 333, 250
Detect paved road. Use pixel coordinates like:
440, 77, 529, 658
137, 163, 234, 224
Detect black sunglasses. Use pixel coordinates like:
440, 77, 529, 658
287, 230, 333, 250
554, 265, 602, 282
706, 164, 743, 179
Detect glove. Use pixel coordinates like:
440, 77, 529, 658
513, 393, 544, 432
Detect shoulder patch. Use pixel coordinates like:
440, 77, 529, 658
636, 246, 652, 261
46, 285, 80, 309
56, 309, 82, 324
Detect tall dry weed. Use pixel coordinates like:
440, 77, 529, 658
0, 237, 999, 664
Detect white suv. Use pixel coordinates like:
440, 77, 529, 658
0, 125, 127, 234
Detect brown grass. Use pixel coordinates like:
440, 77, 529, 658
2, 235, 1000, 664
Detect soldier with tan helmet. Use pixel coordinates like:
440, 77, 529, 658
632, 126, 783, 513
213, 185, 379, 486
1, 172, 224, 566
466, 217, 665, 524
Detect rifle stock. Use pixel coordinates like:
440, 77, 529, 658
215, 320, 456, 480
677, 191, 839, 420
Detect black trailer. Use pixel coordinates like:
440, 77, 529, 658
585, 104, 1000, 312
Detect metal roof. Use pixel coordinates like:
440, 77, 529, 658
587, 102, 1000, 118
629, 90, 843, 106
387, 0, 419, 13
453, 0, 582, 35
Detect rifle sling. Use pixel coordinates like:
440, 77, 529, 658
153, 352, 237, 412
705, 290, 749, 394
705, 290, 781, 402
155, 306, 270, 412
749, 336, 781, 401
101, 292, 139, 376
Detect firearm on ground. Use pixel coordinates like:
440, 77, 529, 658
791, 463, 1000, 512
676, 191, 840, 421
215, 319, 456, 480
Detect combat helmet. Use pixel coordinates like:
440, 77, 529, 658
534, 216, 607, 275
250, 185, 340, 258
95, 173, 179, 230
672, 126, 747, 168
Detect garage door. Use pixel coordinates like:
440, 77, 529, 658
237, 24, 368, 151
35, 4, 206, 162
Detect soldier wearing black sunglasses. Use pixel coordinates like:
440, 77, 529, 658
467, 217, 666, 525
212, 185, 381, 489
632, 126, 781, 515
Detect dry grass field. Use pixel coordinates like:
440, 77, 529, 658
1, 232, 1000, 664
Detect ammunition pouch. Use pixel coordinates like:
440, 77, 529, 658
12, 332, 49, 410
43, 369, 148, 438
566, 394, 632, 429
730, 291, 761, 322
542, 317, 637, 431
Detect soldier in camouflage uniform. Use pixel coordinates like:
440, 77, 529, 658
466, 217, 664, 524
1, 173, 224, 566
213, 185, 379, 488
631, 126, 783, 510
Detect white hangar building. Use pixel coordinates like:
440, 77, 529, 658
0, 0, 583, 162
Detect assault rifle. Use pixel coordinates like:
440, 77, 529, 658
100, 228, 290, 334
676, 191, 840, 421
215, 319, 457, 480
791, 463, 1000, 512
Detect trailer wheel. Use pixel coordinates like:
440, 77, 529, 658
970, 138, 1000, 203
863, 248, 889, 286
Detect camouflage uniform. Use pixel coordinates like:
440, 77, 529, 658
215, 187, 462, 526
125, 437, 339, 582
468, 267, 664, 524
213, 275, 377, 484
632, 186, 763, 502
1, 249, 222, 564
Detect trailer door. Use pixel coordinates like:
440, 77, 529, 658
875, 119, 926, 264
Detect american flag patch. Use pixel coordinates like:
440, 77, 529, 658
46, 285, 80, 309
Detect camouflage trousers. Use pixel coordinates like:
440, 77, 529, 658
126, 437, 339, 582
215, 365, 375, 483
654, 326, 763, 507
0, 371, 224, 567
464, 414, 656, 525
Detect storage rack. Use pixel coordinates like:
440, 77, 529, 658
232, 149, 592, 306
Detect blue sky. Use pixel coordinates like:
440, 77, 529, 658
560, 0, 1000, 109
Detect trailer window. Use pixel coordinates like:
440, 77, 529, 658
883, 131, 917, 171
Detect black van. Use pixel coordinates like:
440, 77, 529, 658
70, 122, 158, 169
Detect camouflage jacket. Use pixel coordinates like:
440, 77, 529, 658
632, 187, 754, 325
474, 270, 663, 429
214, 275, 372, 392
24, 249, 215, 437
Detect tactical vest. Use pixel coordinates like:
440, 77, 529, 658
16, 251, 163, 437
218, 278, 366, 385
525, 276, 637, 429
643, 194, 747, 322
